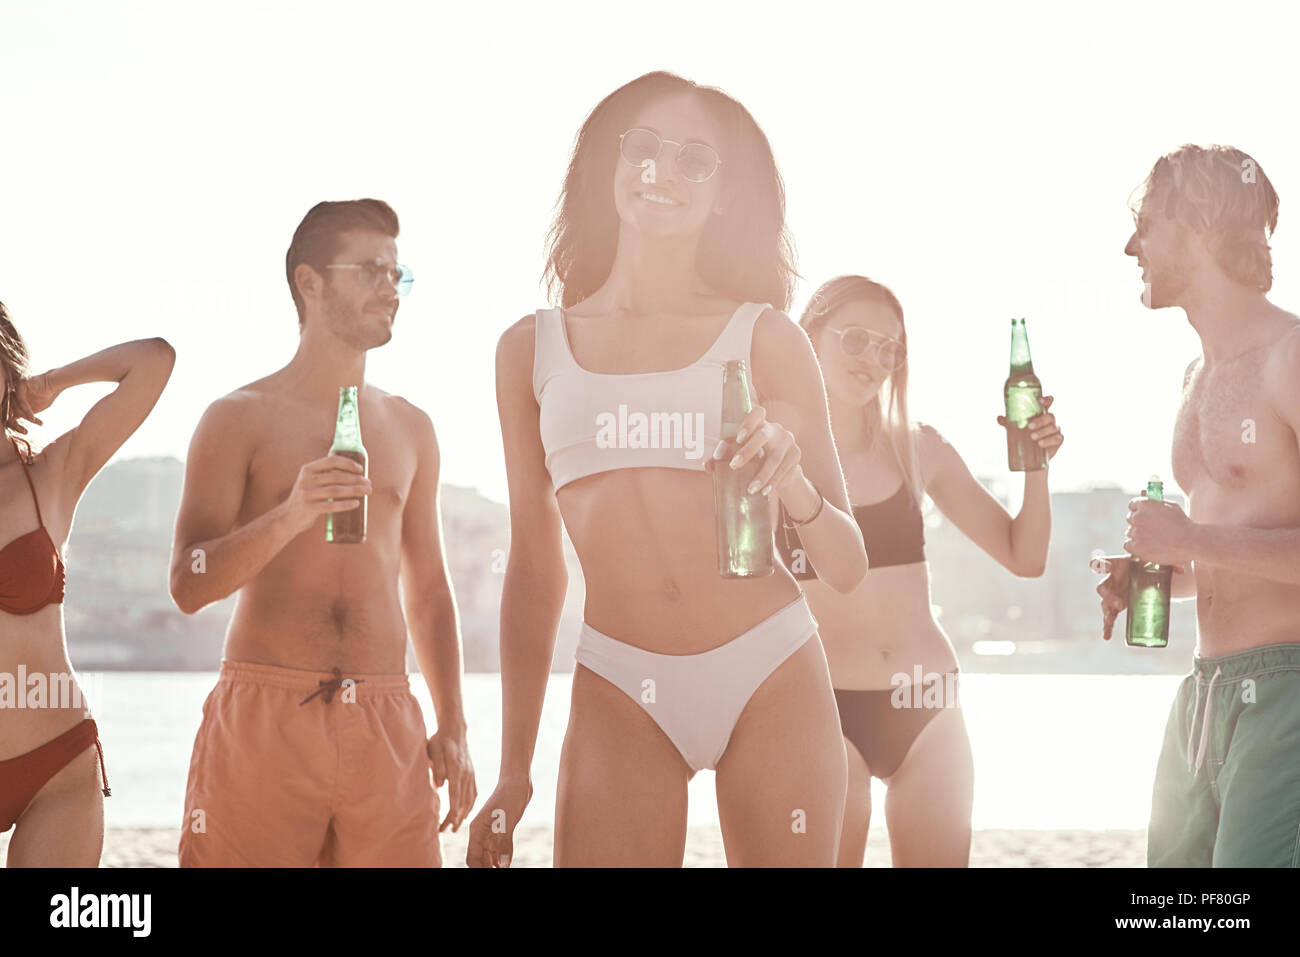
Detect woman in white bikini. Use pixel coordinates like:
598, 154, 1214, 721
467, 71, 868, 867
778, 277, 1063, 865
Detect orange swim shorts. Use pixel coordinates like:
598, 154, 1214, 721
178, 660, 441, 867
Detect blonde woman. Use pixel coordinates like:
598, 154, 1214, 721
779, 277, 1062, 866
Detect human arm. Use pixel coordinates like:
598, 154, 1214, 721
399, 403, 475, 832
11, 337, 175, 502
1093, 554, 1194, 642
465, 317, 568, 868
1129, 498, 1300, 588
168, 396, 371, 613
720, 308, 867, 592
921, 400, 1062, 578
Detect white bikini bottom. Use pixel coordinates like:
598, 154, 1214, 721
574, 593, 819, 772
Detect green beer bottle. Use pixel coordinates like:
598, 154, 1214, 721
1004, 318, 1048, 471
1126, 476, 1173, 647
325, 385, 367, 544
714, 360, 774, 578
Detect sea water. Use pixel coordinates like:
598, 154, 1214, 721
86, 672, 1182, 831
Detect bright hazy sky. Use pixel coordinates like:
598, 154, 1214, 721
3, 0, 1296, 504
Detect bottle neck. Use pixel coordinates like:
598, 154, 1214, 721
332, 387, 363, 450
1009, 321, 1034, 375
721, 362, 753, 432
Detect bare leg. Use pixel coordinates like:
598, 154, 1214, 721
715, 638, 846, 867
7, 744, 104, 867
554, 665, 690, 867
882, 706, 974, 867
837, 739, 873, 867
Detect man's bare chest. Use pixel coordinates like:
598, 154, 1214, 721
242, 405, 418, 519
1173, 355, 1289, 493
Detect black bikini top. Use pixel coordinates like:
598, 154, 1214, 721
777, 483, 926, 580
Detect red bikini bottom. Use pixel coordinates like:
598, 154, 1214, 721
0, 718, 110, 832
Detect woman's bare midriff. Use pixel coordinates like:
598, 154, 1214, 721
0, 606, 89, 761
559, 467, 803, 653
803, 562, 959, 689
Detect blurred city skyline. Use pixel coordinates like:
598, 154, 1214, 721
4, 0, 1298, 504
66, 454, 1194, 673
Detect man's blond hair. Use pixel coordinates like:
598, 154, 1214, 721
1131, 144, 1280, 291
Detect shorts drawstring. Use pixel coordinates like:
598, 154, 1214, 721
1185, 676, 1201, 771
1186, 665, 1222, 777
298, 667, 365, 706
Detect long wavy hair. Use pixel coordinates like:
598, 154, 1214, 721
0, 301, 34, 462
799, 276, 921, 503
543, 70, 797, 311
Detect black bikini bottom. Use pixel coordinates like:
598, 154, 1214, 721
835, 670, 960, 779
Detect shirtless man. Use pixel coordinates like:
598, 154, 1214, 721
170, 199, 474, 867
1096, 145, 1300, 867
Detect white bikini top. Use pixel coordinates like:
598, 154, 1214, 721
532, 302, 769, 490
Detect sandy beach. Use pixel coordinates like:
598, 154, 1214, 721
2, 827, 1147, 867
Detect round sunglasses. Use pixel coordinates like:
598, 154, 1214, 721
824, 326, 906, 372
618, 128, 722, 183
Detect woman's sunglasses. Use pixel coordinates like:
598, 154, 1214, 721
618, 128, 722, 183
824, 326, 906, 372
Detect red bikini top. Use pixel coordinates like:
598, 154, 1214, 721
0, 438, 66, 615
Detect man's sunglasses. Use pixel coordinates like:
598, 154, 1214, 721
324, 260, 414, 297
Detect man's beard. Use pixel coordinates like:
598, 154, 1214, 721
1146, 258, 1194, 309
323, 292, 392, 349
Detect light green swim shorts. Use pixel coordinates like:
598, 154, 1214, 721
1148, 642, 1300, 867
